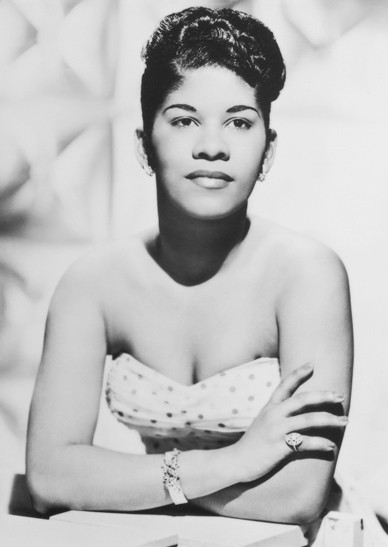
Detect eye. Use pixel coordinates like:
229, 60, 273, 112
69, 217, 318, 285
170, 117, 197, 128
227, 118, 252, 130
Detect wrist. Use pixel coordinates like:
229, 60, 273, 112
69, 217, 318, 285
218, 443, 250, 485
223, 439, 266, 484
178, 445, 243, 499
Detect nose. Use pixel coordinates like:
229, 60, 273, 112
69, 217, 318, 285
192, 126, 230, 161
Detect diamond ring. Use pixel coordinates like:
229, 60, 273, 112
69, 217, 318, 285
285, 432, 303, 452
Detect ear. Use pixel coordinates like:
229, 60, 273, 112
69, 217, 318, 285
134, 128, 153, 176
262, 129, 277, 175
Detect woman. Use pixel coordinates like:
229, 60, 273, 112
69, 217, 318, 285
26, 7, 352, 527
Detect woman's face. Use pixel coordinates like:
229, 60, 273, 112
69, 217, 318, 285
149, 66, 275, 219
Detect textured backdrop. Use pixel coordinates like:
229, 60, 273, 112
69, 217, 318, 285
0, 0, 387, 521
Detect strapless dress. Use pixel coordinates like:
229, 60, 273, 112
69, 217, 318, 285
106, 353, 280, 453
105, 353, 386, 546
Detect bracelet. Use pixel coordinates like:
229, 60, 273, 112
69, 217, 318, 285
162, 448, 188, 505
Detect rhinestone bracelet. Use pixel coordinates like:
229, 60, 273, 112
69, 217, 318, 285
162, 448, 188, 505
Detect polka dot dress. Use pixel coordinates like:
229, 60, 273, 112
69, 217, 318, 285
106, 354, 280, 454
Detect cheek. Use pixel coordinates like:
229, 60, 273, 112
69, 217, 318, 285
236, 140, 265, 173
150, 138, 170, 170
152, 136, 191, 172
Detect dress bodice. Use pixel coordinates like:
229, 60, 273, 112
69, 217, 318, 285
106, 353, 280, 453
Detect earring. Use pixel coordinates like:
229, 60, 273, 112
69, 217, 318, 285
258, 172, 266, 183
142, 162, 154, 177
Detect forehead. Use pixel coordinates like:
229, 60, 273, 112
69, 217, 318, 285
162, 66, 258, 111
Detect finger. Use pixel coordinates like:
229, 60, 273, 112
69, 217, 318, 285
287, 412, 348, 432
270, 363, 313, 404
283, 390, 345, 416
285, 435, 336, 454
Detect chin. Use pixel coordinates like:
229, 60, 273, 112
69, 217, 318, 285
183, 202, 245, 221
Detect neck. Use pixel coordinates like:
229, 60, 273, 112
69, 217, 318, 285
151, 189, 250, 286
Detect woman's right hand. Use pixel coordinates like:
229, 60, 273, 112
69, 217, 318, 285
230, 363, 348, 483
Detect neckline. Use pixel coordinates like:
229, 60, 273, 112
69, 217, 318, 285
114, 353, 280, 389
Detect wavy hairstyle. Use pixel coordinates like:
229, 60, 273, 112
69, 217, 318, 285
140, 7, 286, 165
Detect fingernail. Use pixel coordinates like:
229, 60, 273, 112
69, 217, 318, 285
302, 362, 313, 371
338, 416, 348, 424
328, 442, 336, 450
333, 393, 345, 401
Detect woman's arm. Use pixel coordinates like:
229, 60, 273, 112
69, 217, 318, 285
26, 255, 246, 513
191, 243, 353, 525
27, 255, 244, 513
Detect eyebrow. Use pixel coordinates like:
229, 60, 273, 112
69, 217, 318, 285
163, 104, 196, 114
163, 104, 259, 115
226, 105, 259, 115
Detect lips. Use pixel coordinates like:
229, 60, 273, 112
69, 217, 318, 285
185, 170, 233, 190
186, 170, 233, 182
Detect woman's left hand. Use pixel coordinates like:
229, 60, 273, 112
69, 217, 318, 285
225, 362, 347, 484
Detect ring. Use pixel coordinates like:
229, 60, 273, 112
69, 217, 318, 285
285, 432, 303, 452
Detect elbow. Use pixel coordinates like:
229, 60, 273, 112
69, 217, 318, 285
26, 471, 52, 514
288, 490, 328, 527
26, 468, 57, 514
26, 443, 81, 514
281, 469, 333, 526
291, 503, 324, 527
26, 467, 71, 515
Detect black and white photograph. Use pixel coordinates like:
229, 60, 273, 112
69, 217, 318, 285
0, 1, 387, 545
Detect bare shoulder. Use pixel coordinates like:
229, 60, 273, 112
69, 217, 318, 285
250, 216, 349, 291
50, 235, 146, 309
